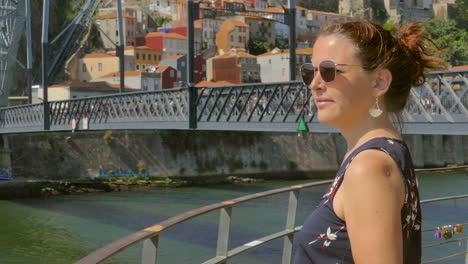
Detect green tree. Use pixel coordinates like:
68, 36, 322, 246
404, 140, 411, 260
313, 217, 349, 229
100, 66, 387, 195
148, 11, 172, 29
423, 19, 468, 66
383, 21, 398, 35
247, 39, 273, 55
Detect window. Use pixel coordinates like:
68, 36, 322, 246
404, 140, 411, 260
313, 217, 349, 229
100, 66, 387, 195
116, 30, 118, 36
170, 70, 175, 77
154, 54, 157, 61
230, 35, 234, 42
142, 54, 146, 60
82, 64, 86, 72
136, 64, 140, 70
98, 63, 102, 72
136, 53, 140, 60
239, 36, 242, 42
181, 61, 185, 67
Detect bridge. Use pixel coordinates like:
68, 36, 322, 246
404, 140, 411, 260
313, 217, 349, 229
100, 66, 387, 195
0, 69, 467, 135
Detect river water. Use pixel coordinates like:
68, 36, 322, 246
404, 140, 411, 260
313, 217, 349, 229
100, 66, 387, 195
0, 172, 467, 264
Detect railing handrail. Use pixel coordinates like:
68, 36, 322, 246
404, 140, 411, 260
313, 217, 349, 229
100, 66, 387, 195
75, 179, 333, 264
75, 165, 468, 264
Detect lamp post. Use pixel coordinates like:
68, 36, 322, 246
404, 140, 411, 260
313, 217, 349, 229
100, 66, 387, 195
288, 0, 296, 81
117, 0, 125, 93
41, 0, 50, 130
187, 0, 198, 129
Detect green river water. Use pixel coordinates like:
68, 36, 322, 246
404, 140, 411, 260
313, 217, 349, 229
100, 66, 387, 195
0, 172, 467, 264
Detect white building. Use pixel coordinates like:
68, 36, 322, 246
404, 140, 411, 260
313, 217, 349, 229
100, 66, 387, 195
257, 47, 313, 83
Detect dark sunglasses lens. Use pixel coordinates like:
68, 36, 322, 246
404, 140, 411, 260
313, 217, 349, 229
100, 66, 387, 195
319, 60, 336, 82
301, 64, 314, 85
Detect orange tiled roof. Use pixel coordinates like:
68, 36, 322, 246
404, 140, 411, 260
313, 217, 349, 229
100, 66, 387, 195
243, 15, 274, 21
309, 9, 352, 17
452, 65, 468, 71
238, 52, 256, 58
125, 46, 135, 50
82, 53, 116, 59
49, 81, 133, 89
225, 19, 249, 28
156, 65, 171, 72
195, 81, 233, 87
97, 13, 136, 20
97, 70, 143, 78
135, 45, 158, 50
146, 32, 187, 40
264, 6, 284, 13
194, 20, 203, 28
258, 48, 313, 57
162, 55, 185, 60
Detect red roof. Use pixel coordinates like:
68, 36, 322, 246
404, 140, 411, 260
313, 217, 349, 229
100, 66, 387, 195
162, 55, 185, 60
195, 81, 233, 87
145, 32, 187, 40
452, 65, 468, 71
82, 53, 116, 59
97, 70, 143, 78
97, 13, 136, 20
156, 65, 171, 72
225, 19, 249, 28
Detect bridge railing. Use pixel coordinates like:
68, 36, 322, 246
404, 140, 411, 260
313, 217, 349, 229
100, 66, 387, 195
195, 81, 316, 132
75, 167, 468, 264
0, 69, 467, 134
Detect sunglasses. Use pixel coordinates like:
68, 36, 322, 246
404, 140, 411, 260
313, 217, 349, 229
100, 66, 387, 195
300, 60, 360, 85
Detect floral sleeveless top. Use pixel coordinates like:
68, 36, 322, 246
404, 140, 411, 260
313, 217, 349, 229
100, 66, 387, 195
294, 137, 421, 264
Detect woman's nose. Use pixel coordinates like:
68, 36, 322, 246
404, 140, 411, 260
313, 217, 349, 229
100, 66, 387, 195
309, 70, 325, 91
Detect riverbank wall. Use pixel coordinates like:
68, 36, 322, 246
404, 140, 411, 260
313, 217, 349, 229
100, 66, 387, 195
2, 130, 467, 179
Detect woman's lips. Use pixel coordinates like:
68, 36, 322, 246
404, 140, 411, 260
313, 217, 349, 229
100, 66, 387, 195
315, 98, 334, 108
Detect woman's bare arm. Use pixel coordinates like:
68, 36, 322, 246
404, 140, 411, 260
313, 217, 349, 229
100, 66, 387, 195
341, 149, 406, 264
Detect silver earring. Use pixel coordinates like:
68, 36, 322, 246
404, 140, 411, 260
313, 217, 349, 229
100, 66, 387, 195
369, 98, 383, 118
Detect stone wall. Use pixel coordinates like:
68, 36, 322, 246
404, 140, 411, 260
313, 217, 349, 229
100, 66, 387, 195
4, 131, 467, 179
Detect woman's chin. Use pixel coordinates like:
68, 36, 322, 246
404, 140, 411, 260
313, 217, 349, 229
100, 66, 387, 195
317, 112, 339, 127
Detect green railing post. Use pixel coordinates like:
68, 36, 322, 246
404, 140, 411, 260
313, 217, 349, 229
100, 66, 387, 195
282, 190, 300, 264
216, 207, 232, 263
142, 236, 159, 264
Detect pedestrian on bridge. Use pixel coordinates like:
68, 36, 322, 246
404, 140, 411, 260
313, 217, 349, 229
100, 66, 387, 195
295, 19, 445, 264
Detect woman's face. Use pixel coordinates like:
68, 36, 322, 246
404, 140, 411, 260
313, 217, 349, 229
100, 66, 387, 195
310, 34, 378, 130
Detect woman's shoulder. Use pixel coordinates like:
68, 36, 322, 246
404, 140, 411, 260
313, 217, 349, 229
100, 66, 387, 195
341, 148, 406, 206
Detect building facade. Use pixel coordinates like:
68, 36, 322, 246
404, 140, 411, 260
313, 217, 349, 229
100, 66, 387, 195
144, 32, 188, 58
257, 47, 313, 82
207, 50, 260, 84
124, 46, 163, 70
216, 20, 250, 54
78, 53, 134, 82
96, 13, 138, 49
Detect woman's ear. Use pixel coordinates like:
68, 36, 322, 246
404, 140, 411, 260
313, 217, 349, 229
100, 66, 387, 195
373, 69, 392, 97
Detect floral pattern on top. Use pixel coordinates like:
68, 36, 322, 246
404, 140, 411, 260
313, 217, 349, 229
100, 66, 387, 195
309, 225, 346, 250
294, 137, 422, 264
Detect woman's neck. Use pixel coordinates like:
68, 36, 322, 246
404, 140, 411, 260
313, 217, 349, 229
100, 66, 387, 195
339, 114, 400, 153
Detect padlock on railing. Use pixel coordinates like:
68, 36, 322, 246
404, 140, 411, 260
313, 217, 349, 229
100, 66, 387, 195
454, 224, 464, 234
441, 225, 453, 239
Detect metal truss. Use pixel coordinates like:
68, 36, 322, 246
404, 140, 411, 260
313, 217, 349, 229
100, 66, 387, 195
47, 0, 102, 83
0, 71, 467, 134
0, 0, 31, 105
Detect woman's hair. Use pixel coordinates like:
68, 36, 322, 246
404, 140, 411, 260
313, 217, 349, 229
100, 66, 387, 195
319, 20, 445, 113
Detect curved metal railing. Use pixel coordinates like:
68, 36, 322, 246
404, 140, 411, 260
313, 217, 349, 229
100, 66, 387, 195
75, 167, 468, 264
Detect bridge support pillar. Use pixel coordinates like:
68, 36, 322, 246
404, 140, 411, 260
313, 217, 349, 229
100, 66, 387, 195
431, 135, 445, 167
411, 134, 425, 168
0, 135, 12, 168
453, 135, 465, 165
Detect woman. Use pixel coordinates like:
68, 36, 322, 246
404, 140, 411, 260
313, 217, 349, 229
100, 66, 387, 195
294, 20, 444, 264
